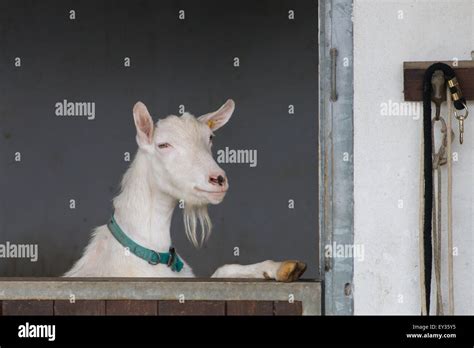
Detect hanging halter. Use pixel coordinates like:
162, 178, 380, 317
420, 63, 468, 315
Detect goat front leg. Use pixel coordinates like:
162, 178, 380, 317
211, 260, 306, 282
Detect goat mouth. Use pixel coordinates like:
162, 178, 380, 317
194, 187, 228, 194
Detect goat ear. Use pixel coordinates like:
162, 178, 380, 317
133, 101, 154, 147
198, 99, 235, 131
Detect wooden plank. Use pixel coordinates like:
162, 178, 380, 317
0, 277, 274, 282
2, 300, 54, 315
404, 61, 474, 101
0, 279, 322, 315
106, 300, 157, 316
226, 301, 274, 316
273, 301, 303, 316
158, 300, 225, 316
54, 300, 105, 315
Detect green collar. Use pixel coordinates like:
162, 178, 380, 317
107, 215, 184, 272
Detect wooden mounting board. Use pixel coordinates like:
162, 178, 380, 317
403, 61, 474, 101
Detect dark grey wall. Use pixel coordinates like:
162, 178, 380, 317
0, 0, 319, 278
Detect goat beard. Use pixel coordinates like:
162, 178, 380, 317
183, 204, 212, 248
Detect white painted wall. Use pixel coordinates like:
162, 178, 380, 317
354, 0, 473, 314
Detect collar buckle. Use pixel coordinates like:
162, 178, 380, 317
148, 252, 160, 265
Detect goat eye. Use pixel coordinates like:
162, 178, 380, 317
157, 143, 171, 149
209, 135, 214, 141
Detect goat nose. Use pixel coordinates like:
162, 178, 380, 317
217, 175, 225, 185
209, 174, 226, 187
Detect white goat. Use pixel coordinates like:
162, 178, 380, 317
65, 100, 306, 281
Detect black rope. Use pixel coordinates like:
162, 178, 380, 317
422, 63, 466, 315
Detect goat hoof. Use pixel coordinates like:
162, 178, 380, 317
276, 260, 307, 282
